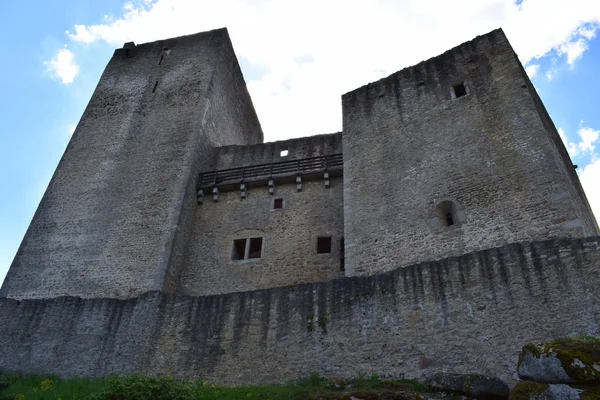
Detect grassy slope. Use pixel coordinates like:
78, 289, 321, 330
0, 373, 423, 400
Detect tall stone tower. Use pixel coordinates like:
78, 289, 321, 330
342, 29, 598, 276
1, 28, 263, 299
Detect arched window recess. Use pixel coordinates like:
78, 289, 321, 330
429, 198, 466, 230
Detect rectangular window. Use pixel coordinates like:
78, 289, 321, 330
453, 83, 467, 98
280, 147, 289, 157
248, 237, 263, 259
317, 236, 332, 254
273, 198, 283, 209
231, 237, 263, 260
232, 239, 246, 260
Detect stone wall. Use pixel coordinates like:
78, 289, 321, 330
1, 236, 598, 385
341, 28, 599, 277
1, 29, 263, 300
517, 61, 599, 234
162, 29, 264, 293
213, 132, 342, 170
175, 177, 344, 296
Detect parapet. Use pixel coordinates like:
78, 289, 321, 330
214, 132, 342, 170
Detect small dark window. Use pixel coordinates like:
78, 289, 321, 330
453, 83, 467, 98
248, 237, 263, 259
317, 236, 332, 254
273, 198, 283, 209
433, 200, 463, 228
232, 239, 246, 260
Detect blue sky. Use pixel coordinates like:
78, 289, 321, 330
1, 0, 600, 284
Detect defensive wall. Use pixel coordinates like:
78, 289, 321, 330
214, 132, 342, 170
1, 236, 598, 385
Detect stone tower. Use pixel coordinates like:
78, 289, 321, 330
342, 29, 598, 276
1, 28, 263, 299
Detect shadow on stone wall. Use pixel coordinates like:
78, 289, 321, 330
0, 236, 598, 386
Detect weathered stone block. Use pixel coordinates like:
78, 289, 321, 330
517, 338, 600, 384
509, 381, 600, 400
424, 373, 509, 399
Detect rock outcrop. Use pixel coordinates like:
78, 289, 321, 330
510, 337, 600, 399
424, 373, 509, 399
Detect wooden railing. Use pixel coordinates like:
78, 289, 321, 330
197, 153, 343, 189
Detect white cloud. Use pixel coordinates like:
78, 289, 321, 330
558, 127, 579, 157
578, 24, 598, 40
66, 25, 97, 44
44, 47, 79, 84
578, 125, 600, 154
67, 123, 76, 137
558, 38, 588, 65
579, 157, 600, 224
525, 64, 540, 79
558, 125, 600, 158
60, 0, 600, 140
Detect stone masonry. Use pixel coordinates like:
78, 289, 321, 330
0, 237, 598, 385
342, 29, 598, 276
0, 27, 599, 385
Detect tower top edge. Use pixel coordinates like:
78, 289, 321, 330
119, 27, 230, 50
342, 27, 507, 100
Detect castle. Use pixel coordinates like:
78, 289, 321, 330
0, 28, 598, 385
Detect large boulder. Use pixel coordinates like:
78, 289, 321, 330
424, 373, 509, 399
517, 337, 600, 384
509, 381, 600, 400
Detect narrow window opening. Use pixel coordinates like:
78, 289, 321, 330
273, 198, 283, 209
232, 239, 246, 260
453, 83, 467, 98
152, 81, 159, 93
317, 236, 332, 254
159, 55, 164, 65
280, 147, 289, 157
433, 199, 463, 228
248, 237, 263, 259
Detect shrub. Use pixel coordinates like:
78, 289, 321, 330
296, 372, 326, 388
90, 376, 194, 400
0, 373, 17, 391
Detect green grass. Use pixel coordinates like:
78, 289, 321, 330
0, 373, 423, 400
0, 375, 106, 400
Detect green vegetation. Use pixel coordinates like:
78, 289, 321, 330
0, 372, 424, 400
518, 336, 600, 382
509, 381, 549, 400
